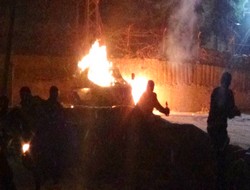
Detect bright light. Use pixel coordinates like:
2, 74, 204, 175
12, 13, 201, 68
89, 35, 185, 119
125, 76, 148, 104
78, 40, 148, 103
22, 143, 30, 154
78, 40, 115, 87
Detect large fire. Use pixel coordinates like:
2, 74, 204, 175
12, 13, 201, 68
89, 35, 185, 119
78, 41, 114, 87
78, 40, 147, 104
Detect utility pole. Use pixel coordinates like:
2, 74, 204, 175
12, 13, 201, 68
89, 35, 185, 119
84, 0, 103, 50
2, 0, 16, 104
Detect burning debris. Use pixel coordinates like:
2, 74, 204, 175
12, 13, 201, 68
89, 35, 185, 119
72, 40, 135, 107
78, 40, 117, 87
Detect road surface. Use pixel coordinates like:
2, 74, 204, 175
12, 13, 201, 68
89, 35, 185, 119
160, 111, 250, 150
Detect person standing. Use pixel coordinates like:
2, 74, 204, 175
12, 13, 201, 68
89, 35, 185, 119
126, 80, 170, 189
136, 80, 170, 117
207, 72, 241, 151
207, 72, 241, 190
44, 86, 66, 185
18, 86, 46, 136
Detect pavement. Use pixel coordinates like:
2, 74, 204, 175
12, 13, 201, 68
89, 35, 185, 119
160, 111, 250, 150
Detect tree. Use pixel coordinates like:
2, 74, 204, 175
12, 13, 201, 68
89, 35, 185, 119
100, 0, 180, 58
200, 0, 242, 52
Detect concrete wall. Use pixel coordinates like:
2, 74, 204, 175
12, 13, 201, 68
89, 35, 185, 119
0, 55, 249, 112
115, 58, 250, 112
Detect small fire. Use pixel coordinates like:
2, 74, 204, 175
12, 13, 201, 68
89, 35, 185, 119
78, 40, 114, 87
78, 40, 148, 103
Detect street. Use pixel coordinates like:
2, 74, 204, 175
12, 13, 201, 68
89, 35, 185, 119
163, 111, 250, 150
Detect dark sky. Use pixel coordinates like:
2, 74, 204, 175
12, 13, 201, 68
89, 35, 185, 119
0, 1, 81, 56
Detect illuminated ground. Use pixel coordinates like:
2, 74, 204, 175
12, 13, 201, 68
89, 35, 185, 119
162, 111, 250, 150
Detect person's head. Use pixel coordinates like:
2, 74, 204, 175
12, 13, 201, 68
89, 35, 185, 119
147, 80, 155, 92
220, 72, 232, 88
49, 86, 59, 100
19, 86, 32, 102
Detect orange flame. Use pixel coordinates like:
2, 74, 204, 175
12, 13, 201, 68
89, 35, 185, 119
125, 76, 148, 104
78, 40, 114, 87
78, 40, 148, 103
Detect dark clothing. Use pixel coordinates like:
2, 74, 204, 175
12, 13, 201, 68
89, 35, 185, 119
19, 95, 47, 139
137, 91, 169, 116
207, 86, 237, 126
207, 86, 240, 151
42, 98, 65, 155
40, 98, 66, 182
0, 108, 16, 190
207, 86, 240, 190
207, 87, 240, 149
44, 98, 64, 127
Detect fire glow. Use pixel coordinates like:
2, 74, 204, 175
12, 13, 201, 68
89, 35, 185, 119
78, 40, 147, 104
125, 76, 148, 104
78, 40, 114, 87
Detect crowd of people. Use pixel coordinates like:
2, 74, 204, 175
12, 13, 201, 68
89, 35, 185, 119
0, 85, 67, 190
0, 71, 243, 190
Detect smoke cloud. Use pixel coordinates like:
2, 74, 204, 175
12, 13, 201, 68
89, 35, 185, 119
164, 0, 200, 63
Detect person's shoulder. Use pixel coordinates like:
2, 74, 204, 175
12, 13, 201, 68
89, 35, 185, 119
213, 86, 220, 91
56, 101, 64, 109
33, 95, 44, 102
32, 95, 46, 107
227, 88, 235, 97
143, 91, 156, 98
211, 86, 220, 95
46, 98, 64, 109
152, 92, 157, 97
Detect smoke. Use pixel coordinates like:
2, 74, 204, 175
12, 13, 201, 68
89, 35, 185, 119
164, 0, 200, 63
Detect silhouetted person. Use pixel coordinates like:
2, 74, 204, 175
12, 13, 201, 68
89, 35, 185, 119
207, 72, 241, 151
136, 80, 170, 117
18, 87, 48, 190
19, 86, 45, 112
44, 86, 65, 139
43, 86, 66, 185
46, 86, 64, 117
126, 80, 170, 188
18, 86, 45, 138
0, 95, 16, 190
19, 86, 32, 109
207, 72, 241, 190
